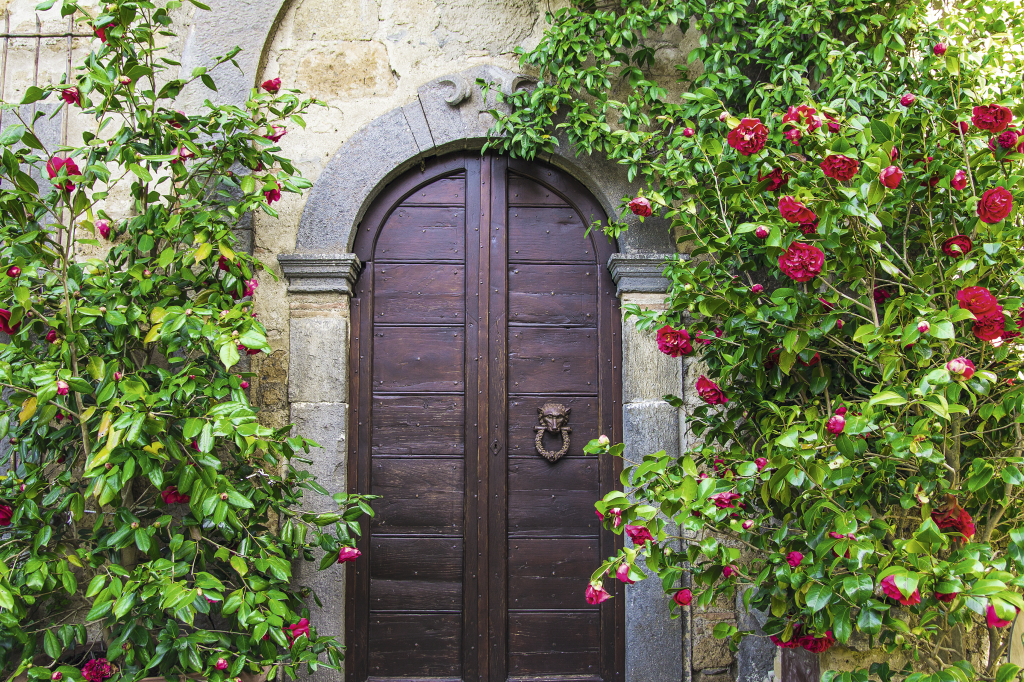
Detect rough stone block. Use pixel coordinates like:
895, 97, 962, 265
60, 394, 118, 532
289, 316, 349, 403
293, 553, 346, 682
290, 402, 348, 511
292, 42, 397, 99
626, 574, 682, 682
293, 0, 379, 40
693, 634, 734, 670
736, 591, 777, 682
623, 401, 681, 460
621, 319, 681, 405
694, 672, 734, 682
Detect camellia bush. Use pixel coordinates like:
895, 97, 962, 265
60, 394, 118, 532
486, 0, 1024, 679
0, 1, 372, 681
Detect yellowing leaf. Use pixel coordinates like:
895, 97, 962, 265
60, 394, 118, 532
219, 241, 236, 262
78, 407, 96, 424
97, 411, 112, 440
19, 397, 36, 425
144, 324, 162, 344
150, 307, 167, 324
194, 242, 213, 264
143, 442, 164, 456
66, 554, 83, 568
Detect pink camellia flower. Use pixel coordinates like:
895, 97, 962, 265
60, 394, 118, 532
696, 375, 728, 405
758, 168, 790, 192
215, 659, 228, 671
56, 380, 69, 396
778, 242, 824, 282
61, 88, 81, 106
0, 309, 20, 335
835, 406, 847, 417
973, 104, 1014, 132
82, 658, 113, 682
265, 189, 282, 204
998, 130, 1020, 149
727, 118, 769, 156
879, 166, 903, 188
784, 128, 802, 145
754, 225, 770, 239
97, 220, 111, 239
0, 504, 12, 526
681, 127, 695, 138
933, 42, 947, 56
987, 604, 1019, 628
935, 590, 958, 603
6, 266, 19, 278
951, 169, 968, 190
900, 93, 916, 107
608, 507, 622, 528
722, 565, 737, 578
917, 320, 930, 334
932, 499, 976, 541
755, 457, 768, 471
819, 298, 835, 311
218, 256, 232, 272
262, 77, 282, 93
46, 157, 81, 191
942, 235, 972, 257
957, 286, 1000, 316
751, 284, 763, 294
673, 589, 692, 606
625, 524, 654, 546
783, 104, 821, 132
826, 415, 845, 435
820, 155, 859, 181
285, 618, 310, 645
585, 582, 612, 605
778, 196, 816, 224
238, 344, 262, 356
171, 146, 196, 164
628, 196, 652, 217
786, 551, 804, 568
264, 126, 287, 142
799, 218, 819, 236
337, 547, 361, 563
823, 112, 840, 134
973, 311, 1006, 342
657, 326, 692, 357
615, 563, 634, 585
880, 574, 921, 606
709, 491, 740, 509
46, 329, 58, 344
161, 486, 191, 504
977, 186, 1013, 224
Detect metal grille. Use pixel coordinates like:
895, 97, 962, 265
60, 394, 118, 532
0, 12, 92, 145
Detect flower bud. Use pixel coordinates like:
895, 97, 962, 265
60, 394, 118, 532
56, 380, 69, 396
719, 111, 730, 122
751, 284, 763, 293
240, 381, 250, 389
933, 42, 947, 56
46, 329, 57, 344
917, 320, 930, 334
99, 306, 107, 313
900, 93, 916, 107
52, 673, 62, 681
97, 220, 111, 239
114, 371, 123, 381
681, 127, 695, 138
143, 269, 151, 277
597, 434, 610, 446
118, 75, 132, 85
754, 226, 770, 239
826, 414, 846, 435
220, 492, 229, 501
946, 356, 975, 380
741, 520, 755, 530
216, 659, 228, 671
130, 522, 139, 529
6, 266, 19, 278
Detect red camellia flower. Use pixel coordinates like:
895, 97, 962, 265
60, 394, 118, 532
0, 309, 20, 335
798, 631, 836, 654
285, 618, 311, 645
770, 624, 803, 649
900, 93, 916, 107
942, 235, 973, 257
238, 344, 262, 356
820, 154, 859, 181
82, 658, 113, 682
951, 169, 968, 190
265, 189, 282, 204
215, 659, 228, 671
933, 42, 947, 55
709, 491, 740, 509
786, 551, 803, 568
873, 288, 892, 305
783, 105, 821, 132
696, 375, 728, 405
798, 219, 819, 236
628, 196, 652, 217
615, 563, 634, 585
727, 118, 769, 156
978, 186, 1013, 223
46, 157, 81, 191
935, 590, 958, 603
778, 242, 824, 282
673, 589, 692, 606
881, 574, 921, 606
973, 104, 1014, 132
957, 286, 1000, 316
0, 504, 12, 526
826, 415, 845, 435
974, 311, 1006, 341
585, 582, 612, 605
46, 329, 58, 343
337, 547, 361, 563
265, 125, 287, 142
625, 524, 654, 546
931, 494, 975, 542
161, 486, 191, 505
722, 565, 737, 578
835, 406, 847, 417
823, 112, 840, 134
784, 128, 802, 145
758, 168, 790, 192
97, 220, 111, 239
755, 457, 768, 471
998, 130, 1020, 149
751, 284, 763, 294
988, 605, 1019, 628
778, 196, 816, 224
754, 226, 770, 239
262, 77, 282, 93
6, 266, 18, 278
93, 23, 114, 42
879, 166, 903, 188
61, 88, 80, 106
56, 380, 69, 396
657, 326, 692, 357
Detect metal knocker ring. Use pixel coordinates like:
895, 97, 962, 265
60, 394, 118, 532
535, 402, 572, 463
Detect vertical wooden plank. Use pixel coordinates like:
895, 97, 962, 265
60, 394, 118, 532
475, 155, 492, 682
488, 154, 509, 682
782, 647, 821, 682
463, 156, 482, 682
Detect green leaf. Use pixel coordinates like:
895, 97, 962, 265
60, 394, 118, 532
128, 163, 153, 182
869, 391, 906, 407
198, 423, 214, 453
43, 630, 61, 660
931, 320, 955, 339
230, 555, 248, 576
843, 574, 873, 602
21, 86, 46, 104
946, 55, 960, 77
220, 342, 240, 369
0, 124, 26, 146
857, 605, 882, 635
805, 583, 832, 610
996, 664, 1020, 682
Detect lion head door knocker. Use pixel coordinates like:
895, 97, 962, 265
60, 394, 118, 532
535, 402, 572, 463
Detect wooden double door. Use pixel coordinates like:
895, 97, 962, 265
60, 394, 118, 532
347, 153, 623, 682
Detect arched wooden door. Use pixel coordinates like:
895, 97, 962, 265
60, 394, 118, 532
347, 153, 623, 682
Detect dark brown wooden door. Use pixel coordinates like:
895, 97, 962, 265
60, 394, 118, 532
348, 153, 623, 682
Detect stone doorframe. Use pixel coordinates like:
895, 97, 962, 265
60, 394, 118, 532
274, 66, 684, 682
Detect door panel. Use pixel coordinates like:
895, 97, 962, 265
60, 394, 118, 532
349, 154, 622, 682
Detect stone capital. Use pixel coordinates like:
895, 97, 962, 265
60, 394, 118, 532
607, 253, 680, 295
278, 253, 362, 295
